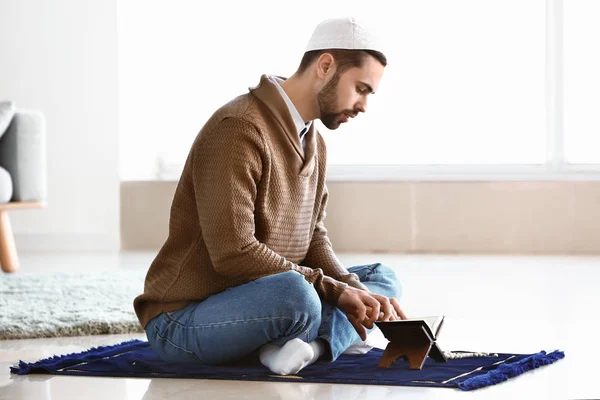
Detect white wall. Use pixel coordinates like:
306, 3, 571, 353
0, 0, 120, 251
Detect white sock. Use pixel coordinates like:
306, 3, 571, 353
259, 338, 325, 375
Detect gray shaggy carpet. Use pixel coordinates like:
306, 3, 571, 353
0, 270, 145, 340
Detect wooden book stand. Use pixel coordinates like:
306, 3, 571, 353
375, 321, 448, 370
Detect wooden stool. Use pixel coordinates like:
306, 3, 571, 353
0, 202, 43, 273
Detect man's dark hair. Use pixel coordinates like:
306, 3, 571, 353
297, 49, 387, 75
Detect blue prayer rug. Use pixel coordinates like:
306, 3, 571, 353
10, 340, 564, 391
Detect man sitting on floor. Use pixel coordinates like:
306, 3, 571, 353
134, 16, 407, 376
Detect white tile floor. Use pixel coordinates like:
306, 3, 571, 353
1, 252, 598, 400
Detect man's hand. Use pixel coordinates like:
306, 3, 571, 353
369, 293, 408, 322
337, 287, 407, 341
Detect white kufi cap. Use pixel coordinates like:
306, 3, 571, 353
305, 17, 384, 53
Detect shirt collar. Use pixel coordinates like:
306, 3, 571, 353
271, 76, 312, 137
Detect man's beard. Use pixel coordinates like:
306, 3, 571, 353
317, 72, 347, 130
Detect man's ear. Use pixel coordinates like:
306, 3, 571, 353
316, 53, 335, 79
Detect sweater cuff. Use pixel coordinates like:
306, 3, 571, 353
338, 273, 369, 292
346, 278, 369, 292
322, 275, 349, 305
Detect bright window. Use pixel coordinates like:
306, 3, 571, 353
118, 0, 596, 181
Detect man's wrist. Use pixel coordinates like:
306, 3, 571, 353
346, 278, 369, 292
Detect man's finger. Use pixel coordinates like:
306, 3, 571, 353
361, 294, 380, 329
353, 302, 368, 324
347, 313, 368, 341
373, 295, 395, 322
390, 298, 407, 320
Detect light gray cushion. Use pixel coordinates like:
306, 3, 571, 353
0, 101, 16, 140
0, 110, 46, 202
0, 166, 13, 203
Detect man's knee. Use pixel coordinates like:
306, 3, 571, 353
272, 271, 322, 318
366, 263, 402, 299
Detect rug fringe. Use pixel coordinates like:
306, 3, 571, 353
457, 350, 565, 391
10, 339, 148, 375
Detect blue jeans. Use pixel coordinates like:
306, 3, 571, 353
145, 263, 400, 365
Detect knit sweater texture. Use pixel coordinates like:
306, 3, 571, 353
133, 75, 365, 328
